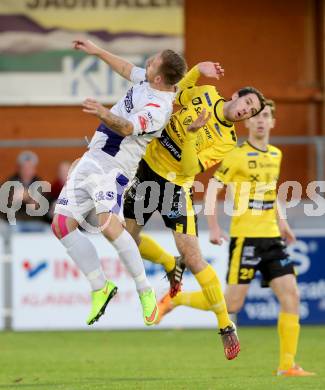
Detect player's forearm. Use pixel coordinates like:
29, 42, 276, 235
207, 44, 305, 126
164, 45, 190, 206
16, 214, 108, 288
96, 48, 134, 81
205, 185, 222, 227
99, 110, 133, 136
180, 132, 201, 177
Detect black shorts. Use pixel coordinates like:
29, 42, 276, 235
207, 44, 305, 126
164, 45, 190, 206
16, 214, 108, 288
227, 237, 295, 286
123, 159, 198, 235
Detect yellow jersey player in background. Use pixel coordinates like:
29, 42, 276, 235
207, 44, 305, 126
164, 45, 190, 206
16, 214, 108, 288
157, 100, 315, 376
124, 62, 265, 359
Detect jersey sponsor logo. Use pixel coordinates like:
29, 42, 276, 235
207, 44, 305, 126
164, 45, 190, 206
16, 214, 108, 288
248, 160, 257, 169
158, 129, 182, 161
250, 174, 260, 182
204, 92, 212, 107
270, 151, 278, 156
57, 197, 68, 205
214, 123, 222, 137
248, 199, 275, 210
124, 87, 134, 113
259, 162, 278, 169
280, 258, 292, 267
94, 190, 115, 202
200, 124, 212, 140
192, 97, 202, 105
138, 115, 149, 131
183, 116, 193, 126
166, 210, 182, 219
247, 152, 259, 156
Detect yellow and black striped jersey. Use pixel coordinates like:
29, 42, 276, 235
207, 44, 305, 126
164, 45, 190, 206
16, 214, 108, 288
143, 66, 237, 186
214, 141, 282, 237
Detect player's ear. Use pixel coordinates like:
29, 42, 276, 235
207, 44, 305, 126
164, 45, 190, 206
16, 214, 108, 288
155, 74, 162, 84
231, 92, 239, 101
271, 118, 276, 128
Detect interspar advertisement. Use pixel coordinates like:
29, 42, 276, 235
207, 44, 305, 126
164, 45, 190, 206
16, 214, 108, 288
12, 231, 228, 330
237, 231, 325, 325
0, 0, 183, 104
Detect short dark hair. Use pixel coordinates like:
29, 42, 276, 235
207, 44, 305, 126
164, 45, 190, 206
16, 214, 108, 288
159, 50, 187, 86
237, 86, 266, 116
265, 99, 276, 118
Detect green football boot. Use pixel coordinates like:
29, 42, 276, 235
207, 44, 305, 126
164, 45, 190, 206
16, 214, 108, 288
139, 288, 159, 326
87, 280, 118, 325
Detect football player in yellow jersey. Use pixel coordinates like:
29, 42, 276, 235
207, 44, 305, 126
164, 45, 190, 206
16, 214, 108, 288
157, 100, 315, 376
123, 62, 265, 359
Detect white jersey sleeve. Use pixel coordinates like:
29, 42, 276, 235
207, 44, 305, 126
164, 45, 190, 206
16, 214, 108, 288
128, 105, 171, 136
130, 66, 146, 83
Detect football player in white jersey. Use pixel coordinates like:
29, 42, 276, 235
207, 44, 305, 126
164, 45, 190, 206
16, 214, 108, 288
51, 39, 187, 326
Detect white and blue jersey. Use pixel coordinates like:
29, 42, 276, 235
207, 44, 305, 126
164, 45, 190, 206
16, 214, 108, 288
87, 66, 176, 180
55, 66, 176, 222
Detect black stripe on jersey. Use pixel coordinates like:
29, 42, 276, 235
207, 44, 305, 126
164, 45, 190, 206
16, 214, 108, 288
158, 129, 182, 161
214, 99, 233, 128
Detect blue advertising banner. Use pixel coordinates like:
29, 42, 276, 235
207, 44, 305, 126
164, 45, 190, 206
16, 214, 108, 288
237, 231, 325, 325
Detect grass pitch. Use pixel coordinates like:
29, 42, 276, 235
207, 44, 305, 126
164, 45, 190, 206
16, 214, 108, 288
0, 327, 324, 389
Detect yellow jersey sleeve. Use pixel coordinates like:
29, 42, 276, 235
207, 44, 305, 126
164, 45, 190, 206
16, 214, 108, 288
213, 148, 241, 184
176, 65, 201, 106
180, 132, 202, 177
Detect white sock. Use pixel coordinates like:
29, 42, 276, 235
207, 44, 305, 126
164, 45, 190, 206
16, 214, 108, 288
112, 229, 151, 293
60, 229, 106, 291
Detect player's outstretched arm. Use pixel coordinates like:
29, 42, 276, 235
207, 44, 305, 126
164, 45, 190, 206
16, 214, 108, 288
83, 98, 133, 136
73, 39, 134, 81
180, 109, 211, 176
176, 62, 224, 105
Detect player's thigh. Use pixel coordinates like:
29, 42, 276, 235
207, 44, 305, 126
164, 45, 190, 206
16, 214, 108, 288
172, 231, 206, 273
270, 274, 300, 314
224, 284, 250, 313
53, 159, 93, 226
227, 237, 258, 285
125, 217, 143, 245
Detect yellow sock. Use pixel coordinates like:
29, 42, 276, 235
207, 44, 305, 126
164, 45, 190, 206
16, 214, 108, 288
278, 312, 300, 371
138, 234, 176, 272
172, 291, 210, 310
195, 264, 231, 329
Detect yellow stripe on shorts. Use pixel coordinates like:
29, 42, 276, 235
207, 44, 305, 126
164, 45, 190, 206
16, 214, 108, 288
185, 189, 196, 235
228, 237, 245, 284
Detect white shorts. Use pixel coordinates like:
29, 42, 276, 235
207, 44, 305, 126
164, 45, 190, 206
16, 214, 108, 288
54, 153, 129, 222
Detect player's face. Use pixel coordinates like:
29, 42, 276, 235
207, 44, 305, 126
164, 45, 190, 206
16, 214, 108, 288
227, 93, 261, 122
145, 53, 163, 83
244, 105, 275, 139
